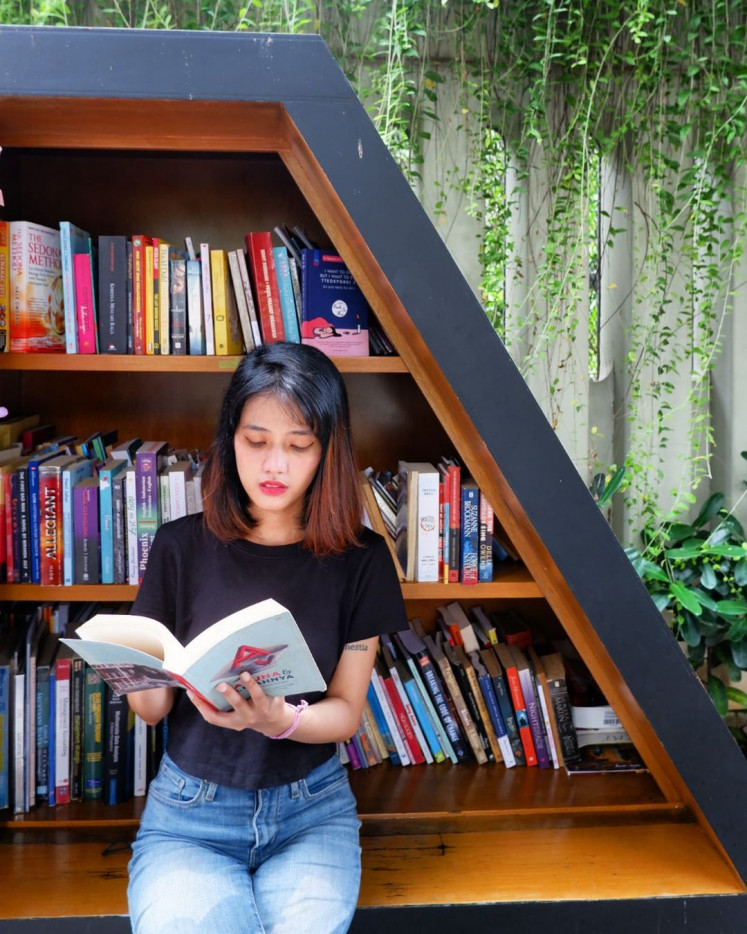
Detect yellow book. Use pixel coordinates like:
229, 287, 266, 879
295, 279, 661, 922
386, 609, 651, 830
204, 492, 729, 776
0, 219, 9, 352
210, 249, 243, 355
144, 242, 155, 354
158, 240, 172, 355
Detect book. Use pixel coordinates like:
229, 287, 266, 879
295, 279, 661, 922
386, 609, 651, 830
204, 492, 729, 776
444, 639, 495, 762
272, 246, 301, 342
369, 664, 410, 766
234, 248, 262, 347
227, 248, 256, 353
73, 245, 98, 354
494, 642, 538, 767
438, 457, 461, 584
144, 240, 155, 353
82, 665, 104, 800
0, 219, 9, 352
478, 644, 526, 766
61, 598, 326, 712
526, 646, 560, 769
135, 441, 168, 583
460, 479, 480, 585
381, 637, 442, 764
9, 221, 65, 353
27, 449, 63, 584
359, 471, 405, 580
537, 651, 580, 765
59, 221, 91, 354
565, 743, 646, 775
103, 685, 132, 804
508, 645, 551, 768
39, 453, 84, 586
73, 476, 100, 584
245, 231, 285, 343
169, 254, 187, 354
401, 461, 440, 583
62, 457, 95, 586
157, 241, 176, 355
186, 258, 205, 354
478, 489, 494, 583
395, 461, 420, 582
374, 653, 424, 764
470, 649, 516, 767
53, 642, 73, 805
97, 235, 129, 354
300, 249, 369, 356
131, 235, 151, 355
199, 243, 215, 355
98, 457, 128, 584
210, 249, 244, 355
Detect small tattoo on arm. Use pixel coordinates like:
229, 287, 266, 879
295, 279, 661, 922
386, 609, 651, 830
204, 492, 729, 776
344, 642, 369, 652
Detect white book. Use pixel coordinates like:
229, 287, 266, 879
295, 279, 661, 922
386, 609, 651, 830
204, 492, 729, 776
167, 461, 192, 520
227, 249, 255, 353
235, 248, 263, 347
159, 473, 171, 525
132, 715, 148, 797
125, 466, 139, 586
404, 462, 440, 582
54, 668, 70, 805
199, 243, 215, 355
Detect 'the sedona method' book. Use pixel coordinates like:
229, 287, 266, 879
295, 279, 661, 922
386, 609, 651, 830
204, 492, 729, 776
61, 598, 326, 711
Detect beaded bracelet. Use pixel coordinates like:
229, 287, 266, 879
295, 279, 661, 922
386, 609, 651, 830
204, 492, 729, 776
268, 699, 308, 740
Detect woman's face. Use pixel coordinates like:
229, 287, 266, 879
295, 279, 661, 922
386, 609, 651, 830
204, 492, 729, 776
233, 393, 322, 529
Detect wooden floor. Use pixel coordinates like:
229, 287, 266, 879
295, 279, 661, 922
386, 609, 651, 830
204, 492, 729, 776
0, 821, 743, 920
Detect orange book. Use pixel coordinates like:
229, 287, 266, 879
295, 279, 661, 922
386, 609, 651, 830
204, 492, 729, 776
9, 221, 65, 353
130, 235, 151, 355
0, 219, 10, 352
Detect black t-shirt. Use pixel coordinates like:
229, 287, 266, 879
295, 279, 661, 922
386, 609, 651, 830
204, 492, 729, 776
132, 514, 407, 789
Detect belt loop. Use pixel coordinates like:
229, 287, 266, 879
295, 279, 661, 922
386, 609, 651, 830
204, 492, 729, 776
205, 782, 217, 802
289, 780, 300, 799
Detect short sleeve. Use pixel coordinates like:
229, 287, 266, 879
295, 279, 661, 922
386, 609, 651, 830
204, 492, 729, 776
130, 523, 178, 632
344, 531, 407, 643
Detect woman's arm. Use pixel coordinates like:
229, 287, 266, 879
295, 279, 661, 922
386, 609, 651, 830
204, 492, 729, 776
187, 636, 379, 743
127, 687, 176, 726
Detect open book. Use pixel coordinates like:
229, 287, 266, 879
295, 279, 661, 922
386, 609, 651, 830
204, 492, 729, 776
61, 598, 326, 711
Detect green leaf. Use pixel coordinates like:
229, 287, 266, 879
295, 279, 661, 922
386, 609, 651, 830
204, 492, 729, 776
650, 592, 671, 612
735, 561, 747, 587
716, 599, 747, 618
708, 544, 747, 559
700, 563, 718, 590
596, 466, 626, 507
707, 676, 728, 716
693, 493, 724, 529
726, 686, 747, 709
679, 610, 703, 646
732, 640, 747, 669
670, 582, 703, 615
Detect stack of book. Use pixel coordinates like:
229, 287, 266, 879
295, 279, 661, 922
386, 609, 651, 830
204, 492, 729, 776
363, 457, 516, 584
0, 218, 394, 359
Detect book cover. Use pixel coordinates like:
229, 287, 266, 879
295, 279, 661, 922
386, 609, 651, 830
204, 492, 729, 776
470, 650, 517, 767
157, 241, 176, 355
27, 449, 62, 585
539, 651, 581, 765
103, 685, 131, 804
227, 249, 256, 353
395, 461, 420, 582
244, 232, 285, 344
111, 471, 127, 585
62, 457, 95, 586
210, 249, 244, 355
53, 649, 72, 805
73, 248, 98, 354
144, 240, 155, 354
125, 465, 139, 586
412, 462, 440, 582
509, 645, 550, 769
97, 235, 129, 354
73, 476, 100, 584
300, 249, 369, 357
381, 638, 441, 764
365, 680, 400, 766
526, 646, 560, 769
460, 479, 480, 585
369, 664, 410, 766
272, 246, 301, 343
166, 461, 193, 521
476, 638, 526, 766
445, 641, 495, 762
186, 258, 205, 355
98, 457, 127, 585
438, 457, 461, 584
375, 653, 424, 765
39, 453, 83, 586
0, 219, 9, 352
61, 598, 326, 712
9, 221, 65, 353
82, 665, 104, 800
59, 221, 90, 354
199, 243, 215, 355
234, 248, 262, 347
169, 255, 187, 354
478, 488, 494, 583
131, 235, 151, 355
135, 441, 168, 583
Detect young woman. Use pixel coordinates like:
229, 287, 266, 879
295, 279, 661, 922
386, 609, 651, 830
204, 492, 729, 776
127, 341, 407, 934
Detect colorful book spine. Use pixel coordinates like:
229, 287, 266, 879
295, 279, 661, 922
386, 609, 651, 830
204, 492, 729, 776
97, 235, 129, 354
245, 232, 285, 343
73, 249, 98, 354
478, 489, 494, 583
235, 248, 262, 347
144, 240, 155, 354
446, 462, 461, 583
365, 681, 400, 766
111, 472, 127, 585
54, 655, 71, 805
125, 466, 139, 586
0, 663, 9, 808
370, 666, 410, 766
82, 666, 104, 800
59, 221, 90, 354
210, 249, 243, 355
460, 479, 480, 584
131, 235, 151, 355
98, 458, 127, 584
9, 221, 65, 353
135, 441, 168, 583
473, 658, 516, 767
73, 477, 100, 584
199, 243, 215, 355
0, 219, 9, 352
62, 458, 94, 586
272, 246, 301, 342
28, 451, 60, 585
169, 255, 187, 354
186, 259, 205, 355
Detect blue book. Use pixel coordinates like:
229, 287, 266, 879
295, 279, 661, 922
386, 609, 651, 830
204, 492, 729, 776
471, 652, 517, 768
272, 247, 301, 343
300, 249, 369, 357
47, 663, 56, 807
28, 450, 61, 584
59, 220, 91, 354
62, 457, 95, 586
98, 457, 127, 584
460, 479, 480, 584
0, 662, 9, 809
366, 682, 400, 765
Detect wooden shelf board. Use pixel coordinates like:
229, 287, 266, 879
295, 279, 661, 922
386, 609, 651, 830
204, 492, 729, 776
0, 821, 742, 921
0, 353, 407, 374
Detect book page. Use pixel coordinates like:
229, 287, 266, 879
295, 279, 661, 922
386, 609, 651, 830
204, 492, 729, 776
74, 613, 182, 662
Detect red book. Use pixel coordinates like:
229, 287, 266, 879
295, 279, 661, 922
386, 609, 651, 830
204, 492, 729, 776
73, 251, 97, 354
54, 654, 72, 805
494, 643, 538, 767
131, 235, 151, 355
438, 459, 461, 584
39, 454, 81, 586
244, 232, 285, 344
378, 665, 424, 765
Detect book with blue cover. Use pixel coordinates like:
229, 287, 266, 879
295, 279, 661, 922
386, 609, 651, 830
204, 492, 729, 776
300, 249, 369, 357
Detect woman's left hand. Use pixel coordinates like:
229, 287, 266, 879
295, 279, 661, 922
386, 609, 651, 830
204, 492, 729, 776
187, 672, 295, 736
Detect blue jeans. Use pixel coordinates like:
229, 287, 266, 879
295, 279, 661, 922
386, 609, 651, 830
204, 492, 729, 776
128, 752, 361, 934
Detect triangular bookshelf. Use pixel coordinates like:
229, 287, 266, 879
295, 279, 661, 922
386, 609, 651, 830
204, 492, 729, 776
0, 24, 746, 930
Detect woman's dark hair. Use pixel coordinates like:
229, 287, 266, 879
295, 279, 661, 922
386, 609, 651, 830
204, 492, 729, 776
202, 341, 363, 555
